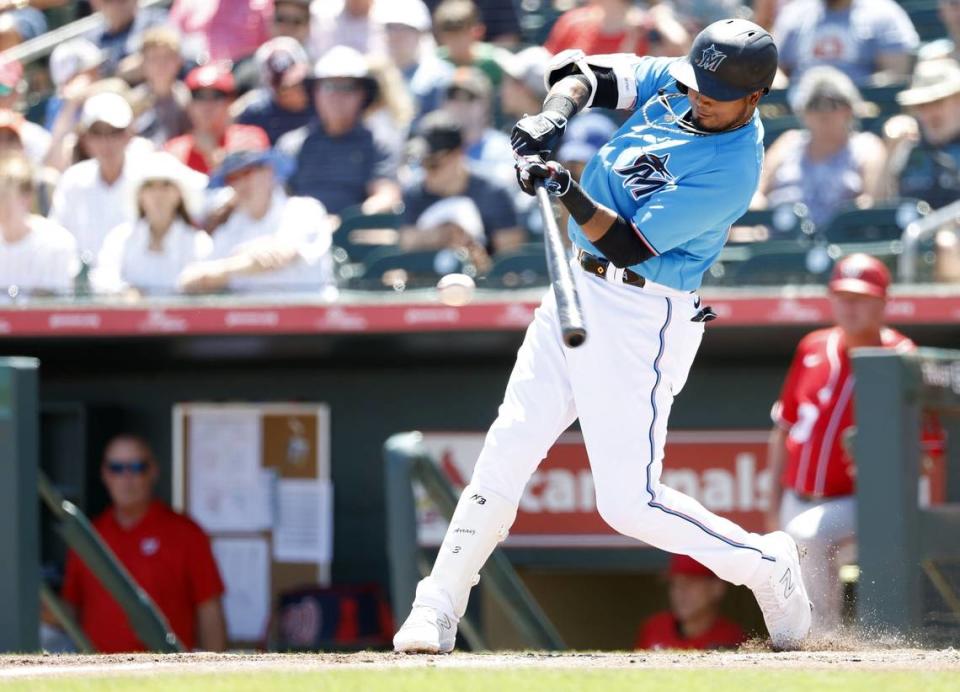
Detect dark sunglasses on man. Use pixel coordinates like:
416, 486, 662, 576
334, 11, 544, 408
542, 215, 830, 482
105, 459, 150, 475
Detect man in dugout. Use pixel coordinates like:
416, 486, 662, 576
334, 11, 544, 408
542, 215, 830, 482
60, 434, 227, 652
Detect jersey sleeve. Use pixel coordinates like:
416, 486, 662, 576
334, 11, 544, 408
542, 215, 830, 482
632, 57, 679, 108
771, 339, 808, 428
630, 157, 753, 255
186, 524, 225, 606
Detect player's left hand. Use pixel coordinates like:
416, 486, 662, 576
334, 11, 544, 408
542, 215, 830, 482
515, 157, 572, 197
511, 111, 567, 158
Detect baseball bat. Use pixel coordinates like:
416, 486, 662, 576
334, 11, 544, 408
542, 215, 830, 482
534, 180, 587, 348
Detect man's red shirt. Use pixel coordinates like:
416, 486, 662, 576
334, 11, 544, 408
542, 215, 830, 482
635, 611, 745, 650
164, 124, 264, 174
62, 500, 224, 652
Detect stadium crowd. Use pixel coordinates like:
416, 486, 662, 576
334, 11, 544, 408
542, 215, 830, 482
0, 0, 958, 298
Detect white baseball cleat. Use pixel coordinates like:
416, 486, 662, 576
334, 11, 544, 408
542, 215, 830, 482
393, 604, 457, 654
751, 531, 813, 651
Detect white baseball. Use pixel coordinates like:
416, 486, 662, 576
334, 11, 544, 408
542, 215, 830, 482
436, 273, 476, 306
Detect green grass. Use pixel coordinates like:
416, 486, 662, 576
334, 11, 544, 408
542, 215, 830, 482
1, 669, 954, 692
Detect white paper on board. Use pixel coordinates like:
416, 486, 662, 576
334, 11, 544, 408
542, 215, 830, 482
188, 410, 273, 532
273, 479, 333, 564
212, 536, 271, 642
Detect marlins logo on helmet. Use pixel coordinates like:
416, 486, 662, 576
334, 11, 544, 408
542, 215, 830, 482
696, 44, 728, 72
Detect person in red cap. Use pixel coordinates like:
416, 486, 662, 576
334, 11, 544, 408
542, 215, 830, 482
635, 554, 746, 650
164, 63, 265, 174
766, 253, 941, 635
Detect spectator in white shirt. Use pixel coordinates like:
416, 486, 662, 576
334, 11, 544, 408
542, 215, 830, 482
178, 128, 336, 295
50, 92, 141, 267
0, 154, 78, 297
92, 151, 212, 296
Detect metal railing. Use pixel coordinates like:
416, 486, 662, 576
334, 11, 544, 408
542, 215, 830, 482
384, 432, 565, 651
0, 0, 171, 66
39, 471, 183, 653
899, 199, 960, 283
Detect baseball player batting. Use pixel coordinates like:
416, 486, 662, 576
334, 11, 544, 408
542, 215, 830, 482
394, 18, 812, 654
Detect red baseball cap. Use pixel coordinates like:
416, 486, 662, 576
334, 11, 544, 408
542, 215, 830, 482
185, 63, 236, 94
668, 554, 717, 579
828, 253, 890, 299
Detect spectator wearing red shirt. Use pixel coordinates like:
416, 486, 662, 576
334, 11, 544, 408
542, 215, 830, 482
165, 64, 266, 175
168, 0, 273, 64
61, 435, 226, 653
544, 0, 689, 59
635, 555, 746, 650
766, 254, 941, 635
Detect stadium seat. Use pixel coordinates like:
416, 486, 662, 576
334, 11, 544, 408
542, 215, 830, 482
819, 200, 928, 244
332, 211, 403, 264
484, 244, 549, 288
731, 244, 832, 286
357, 247, 476, 290
730, 204, 814, 243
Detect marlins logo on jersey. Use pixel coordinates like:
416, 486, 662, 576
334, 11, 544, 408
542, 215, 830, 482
614, 153, 676, 200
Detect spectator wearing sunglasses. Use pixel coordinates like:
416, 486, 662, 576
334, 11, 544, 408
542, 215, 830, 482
277, 46, 401, 215
60, 434, 227, 653
235, 38, 314, 145
271, 0, 312, 52
441, 66, 514, 188
753, 66, 886, 229
399, 111, 523, 266
165, 64, 265, 175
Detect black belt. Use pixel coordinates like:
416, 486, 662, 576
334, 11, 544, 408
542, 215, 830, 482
575, 248, 718, 323
576, 249, 646, 287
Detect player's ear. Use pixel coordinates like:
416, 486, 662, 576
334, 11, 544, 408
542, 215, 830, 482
747, 91, 763, 107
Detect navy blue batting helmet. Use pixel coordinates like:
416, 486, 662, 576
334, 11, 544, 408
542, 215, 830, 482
668, 18, 778, 102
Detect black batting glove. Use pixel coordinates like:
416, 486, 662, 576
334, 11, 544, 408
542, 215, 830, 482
510, 110, 568, 159
515, 157, 573, 197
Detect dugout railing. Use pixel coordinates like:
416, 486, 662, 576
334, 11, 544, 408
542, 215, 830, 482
0, 357, 182, 653
853, 347, 960, 638
384, 432, 565, 651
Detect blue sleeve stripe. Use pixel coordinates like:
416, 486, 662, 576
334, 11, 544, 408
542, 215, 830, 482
630, 221, 660, 256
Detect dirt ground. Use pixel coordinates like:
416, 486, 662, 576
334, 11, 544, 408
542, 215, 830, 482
0, 647, 958, 680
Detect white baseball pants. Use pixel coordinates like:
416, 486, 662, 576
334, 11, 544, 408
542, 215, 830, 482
461, 264, 775, 587
779, 490, 856, 634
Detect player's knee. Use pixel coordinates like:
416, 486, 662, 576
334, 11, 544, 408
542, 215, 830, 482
595, 492, 648, 537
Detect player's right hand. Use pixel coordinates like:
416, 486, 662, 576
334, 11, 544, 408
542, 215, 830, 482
515, 157, 572, 197
510, 111, 568, 159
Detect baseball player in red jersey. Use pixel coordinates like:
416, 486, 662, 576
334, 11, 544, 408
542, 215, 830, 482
766, 253, 917, 634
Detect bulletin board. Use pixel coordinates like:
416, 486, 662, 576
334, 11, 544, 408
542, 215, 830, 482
172, 403, 332, 647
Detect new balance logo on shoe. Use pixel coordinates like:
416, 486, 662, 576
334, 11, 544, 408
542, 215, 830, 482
780, 567, 795, 599
470, 494, 486, 505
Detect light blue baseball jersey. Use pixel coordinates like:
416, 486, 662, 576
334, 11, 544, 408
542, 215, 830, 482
569, 56, 764, 291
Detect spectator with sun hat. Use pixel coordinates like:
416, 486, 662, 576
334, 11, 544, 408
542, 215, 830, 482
91, 151, 213, 296
49, 91, 143, 264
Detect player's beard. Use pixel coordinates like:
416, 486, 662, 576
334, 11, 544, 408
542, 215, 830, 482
692, 101, 754, 133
